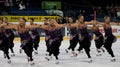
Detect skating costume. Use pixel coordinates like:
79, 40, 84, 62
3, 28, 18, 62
19, 31, 34, 61
55, 28, 63, 47
45, 30, 51, 52
68, 27, 79, 51
93, 28, 104, 49
78, 26, 91, 58
104, 27, 115, 57
5, 29, 15, 53
48, 29, 61, 60
0, 31, 10, 60
30, 28, 40, 51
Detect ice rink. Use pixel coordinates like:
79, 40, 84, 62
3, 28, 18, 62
0, 38, 120, 67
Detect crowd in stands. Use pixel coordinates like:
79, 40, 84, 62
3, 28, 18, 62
0, 0, 120, 22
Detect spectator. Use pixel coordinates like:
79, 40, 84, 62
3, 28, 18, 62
57, 16, 68, 24
19, 0, 26, 10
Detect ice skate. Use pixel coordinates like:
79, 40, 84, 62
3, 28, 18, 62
45, 56, 52, 61
27, 57, 30, 62
45, 52, 49, 56
11, 53, 15, 57
29, 61, 35, 65
7, 59, 11, 64
55, 60, 59, 64
34, 50, 38, 55
19, 48, 22, 54
88, 58, 92, 63
111, 57, 116, 62
65, 49, 69, 53
4, 54, 6, 59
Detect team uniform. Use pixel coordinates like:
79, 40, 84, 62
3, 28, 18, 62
103, 26, 116, 61
5, 29, 15, 56
57, 28, 63, 47
30, 28, 40, 54
45, 29, 61, 64
76, 25, 92, 62
19, 30, 34, 65
45, 29, 51, 54
0, 28, 11, 63
93, 26, 104, 56
45, 27, 63, 54
66, 27, 79, 53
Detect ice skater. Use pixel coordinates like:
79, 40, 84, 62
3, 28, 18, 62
92, 20, 105, 56
3, 17, 15, 57
44, 19, 66, 64
1, 18, 41, 65
0, 19, 11, 63
98, 16, 118, 62
2, 18, 62, 65
29, 18, 40, 55
65, 17, 80, 55
43, 18, 51, 55
69, 15, 93, 63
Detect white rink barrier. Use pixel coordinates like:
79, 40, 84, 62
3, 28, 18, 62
99, 25, 120, 36
64, 25, 120, 37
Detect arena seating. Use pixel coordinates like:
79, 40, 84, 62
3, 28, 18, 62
9, 6, 48, 16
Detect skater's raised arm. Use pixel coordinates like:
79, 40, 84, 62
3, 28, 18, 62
94, 20, 105, 27
84, 20, 94, 25
25, 24, 41, 29
69, 22, 78, 28
109, 22, 119, 25
55, 23, 67, 28
2, 23, 18, 30
26, 24, 48, 30
0, 23, 7, 27
98, 16, 119, 26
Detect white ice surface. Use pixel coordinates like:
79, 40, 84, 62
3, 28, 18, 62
0, 39, 120, 67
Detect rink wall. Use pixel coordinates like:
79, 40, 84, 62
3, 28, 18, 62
13, 25, 120, 42
0, 16, 59, 22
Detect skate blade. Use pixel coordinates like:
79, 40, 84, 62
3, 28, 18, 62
11, 54, 15, 57
71, 53, 78, 57
30, 63, 35, 65
34, 52, 38, 55
8, 60, 11, 64
88, 60, 92, 63
45, 57, 50, 61
65, 49, 68, 53
111, 59, 116, 62
96, 54, 102, 56
55, 61, 59, 64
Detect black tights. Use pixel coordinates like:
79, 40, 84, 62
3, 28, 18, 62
22, 41, 33, 61
104, 35, 115, 57
33, 36, 40, 51
78, 36, 91, 58
48, 40, 60, 60
68, 35, 79, 51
